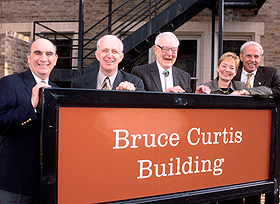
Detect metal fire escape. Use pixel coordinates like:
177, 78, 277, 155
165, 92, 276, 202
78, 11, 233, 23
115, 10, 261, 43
33, 0, 266, 86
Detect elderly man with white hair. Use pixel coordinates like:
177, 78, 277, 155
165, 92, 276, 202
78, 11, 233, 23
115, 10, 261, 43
233, 41, 280, 97
131, 32, 192, 93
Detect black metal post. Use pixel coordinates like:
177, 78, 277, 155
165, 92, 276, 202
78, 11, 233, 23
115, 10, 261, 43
149, 0, 152, 34
33, 22, 36, 41
108, 0, 112, 33
218, 0, 224, 58
211, 10, 216, 80
155, 0, 157, 16
265, 105, 280, 203
78, 0, 84, 76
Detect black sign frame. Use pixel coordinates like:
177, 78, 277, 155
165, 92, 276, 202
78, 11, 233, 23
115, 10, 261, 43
39, 88, 280, 204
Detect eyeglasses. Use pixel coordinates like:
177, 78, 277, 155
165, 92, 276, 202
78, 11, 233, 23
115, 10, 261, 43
157, 45, 179, 54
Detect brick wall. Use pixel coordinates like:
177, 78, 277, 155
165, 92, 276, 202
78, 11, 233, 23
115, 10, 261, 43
0, 34, 5, 78
185, 0, 280, 68
0, 31, 30, 78
1, 0, 79, 23
258, 0, 280, 68
0, 0, 279, 69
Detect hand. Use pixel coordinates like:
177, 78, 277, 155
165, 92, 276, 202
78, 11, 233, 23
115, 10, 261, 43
195, 85, 211, 94
230, 89, 250, 96
116, 81, 136, 91
31, 82, 51, 109
165, 86, 185, 93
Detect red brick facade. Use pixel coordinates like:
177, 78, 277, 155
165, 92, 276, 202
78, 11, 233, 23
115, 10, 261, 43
0, 31, 29, 77
0, 0, 279, 78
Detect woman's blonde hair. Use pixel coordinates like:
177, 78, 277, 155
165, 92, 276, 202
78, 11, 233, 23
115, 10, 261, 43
218, 52, 240, 71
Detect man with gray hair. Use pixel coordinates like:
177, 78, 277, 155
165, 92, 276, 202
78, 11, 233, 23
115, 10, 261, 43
72, 34, 144, 91
0, 38, 58, 204
131, 32, 192, 93
233, 41, 280, 97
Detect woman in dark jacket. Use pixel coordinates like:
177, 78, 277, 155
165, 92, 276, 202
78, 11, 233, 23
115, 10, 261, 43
195, 52, 272, 98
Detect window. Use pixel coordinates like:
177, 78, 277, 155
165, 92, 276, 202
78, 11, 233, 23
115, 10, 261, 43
223, 40, 247, 69
223, 40, 246, 57
53, 39, 73, 70
174, 40, 198, 92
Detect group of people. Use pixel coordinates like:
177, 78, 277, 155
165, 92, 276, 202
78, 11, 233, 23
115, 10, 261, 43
195, 41, 279, 98
0, 32, 279, 204
72, 32, 280, 100
72, 32, 193, 93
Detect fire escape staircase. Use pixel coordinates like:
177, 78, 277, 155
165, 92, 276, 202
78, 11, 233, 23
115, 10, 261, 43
33, 0, 266, 85
85, 0, 216, 74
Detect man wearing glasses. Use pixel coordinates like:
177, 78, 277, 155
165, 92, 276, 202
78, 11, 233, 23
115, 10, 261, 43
131, 32, 192, 93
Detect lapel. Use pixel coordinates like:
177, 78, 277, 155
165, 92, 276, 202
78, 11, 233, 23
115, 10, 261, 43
151, 62, 162, 92
23, 69, 36, 97
84, 68, 99, 89
172, 66, 179, 86
254, 67, 265, 87
231, 80, 244, 90
112, 70, 123, 90
49, 81, 57, 87
234, 68, 242, 81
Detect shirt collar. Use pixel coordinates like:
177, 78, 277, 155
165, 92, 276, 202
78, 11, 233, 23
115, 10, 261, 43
98, 69, 118, 88
31, 71, 49, 85
211, 78, 235, 94
156, 61, 172, 75
242, 67, 257, 77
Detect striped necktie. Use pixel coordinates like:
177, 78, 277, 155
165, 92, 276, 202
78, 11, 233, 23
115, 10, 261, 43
102, 77, 110, 90
245, 73, 253, 88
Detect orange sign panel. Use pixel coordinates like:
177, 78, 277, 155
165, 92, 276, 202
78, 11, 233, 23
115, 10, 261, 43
58, 107, 271, 204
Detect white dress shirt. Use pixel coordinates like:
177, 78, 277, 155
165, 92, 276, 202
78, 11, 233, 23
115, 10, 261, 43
97, 70, 118, 90
31, 72, 49, 85
241, 68, 257, 88
156, 61, 173, 91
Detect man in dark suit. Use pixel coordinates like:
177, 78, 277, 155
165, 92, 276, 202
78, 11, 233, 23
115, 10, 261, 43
72, 35, 144, 91
0, 38, 58, 203
233, 41, 280, 98
131, 32, 192, 93
231, 41, 280, 204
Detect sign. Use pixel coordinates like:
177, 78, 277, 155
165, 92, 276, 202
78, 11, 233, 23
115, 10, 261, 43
58, 107, 271, 204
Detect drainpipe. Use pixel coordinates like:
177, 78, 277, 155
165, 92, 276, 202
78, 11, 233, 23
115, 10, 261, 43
211, 10, 216, 80
108, 0, 112, 33
78, 0, 84, 76
218, 0, 224, 58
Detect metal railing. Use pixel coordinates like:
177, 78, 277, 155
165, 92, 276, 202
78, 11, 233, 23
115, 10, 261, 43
33, 0, 265, 80
33, 20, 80, 70
33, 0, 172, 75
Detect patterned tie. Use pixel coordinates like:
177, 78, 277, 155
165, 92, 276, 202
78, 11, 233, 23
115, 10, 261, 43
245, 73, 253, 88
102, 77, 110, 90
162, 70, 170, 90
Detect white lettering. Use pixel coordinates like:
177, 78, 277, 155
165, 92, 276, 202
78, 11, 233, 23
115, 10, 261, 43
137, 156, 225, 179
113, 129, 129, 149
137, 160, 152, 179
187, 127, 200, 146
113, 130, 180, 149
186, 127, 243, 146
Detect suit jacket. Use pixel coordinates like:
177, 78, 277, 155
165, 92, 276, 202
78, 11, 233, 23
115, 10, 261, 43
203, 77, 272, 98
233, 66, 280, 97
131, 62, 192, 92
72, 67, 145, 91
203, 77, 245, 94
0, 69, 57, 194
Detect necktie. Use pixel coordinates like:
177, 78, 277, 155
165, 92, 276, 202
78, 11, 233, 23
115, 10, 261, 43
102, 77, 110, 90
163, 70, 170, 90
245, 73, 253, 88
